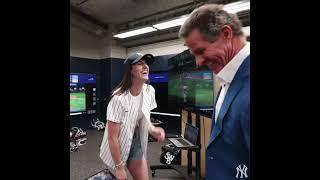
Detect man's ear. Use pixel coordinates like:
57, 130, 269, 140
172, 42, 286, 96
221, 25, 233, 39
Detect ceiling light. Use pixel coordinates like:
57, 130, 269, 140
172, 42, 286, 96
223, 0, 250, 14
114, 26, 157, 39
153, 15, 189, 30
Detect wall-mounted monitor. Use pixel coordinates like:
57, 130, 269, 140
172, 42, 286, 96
70, 90, 86, 113
168, 70, 213, 108
70, 73, 96, 86
70, 73, 97, 116
167, 50, 214, 116
149, 72, 168, 83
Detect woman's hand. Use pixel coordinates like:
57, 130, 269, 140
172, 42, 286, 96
115, 166, 127, 180
150, 127, 165, 142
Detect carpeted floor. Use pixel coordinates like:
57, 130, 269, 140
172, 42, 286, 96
70, 129, 185, 180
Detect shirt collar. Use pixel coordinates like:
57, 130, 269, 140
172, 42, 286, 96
217, 42, 250, 86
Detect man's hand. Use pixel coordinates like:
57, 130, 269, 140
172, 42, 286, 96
150, 127, 165, 142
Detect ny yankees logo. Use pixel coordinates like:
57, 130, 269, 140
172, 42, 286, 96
164, 152, 175, 164
236, 164, 248, 178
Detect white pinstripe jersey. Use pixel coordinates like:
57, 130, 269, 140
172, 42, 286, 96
99, 84, 157, 170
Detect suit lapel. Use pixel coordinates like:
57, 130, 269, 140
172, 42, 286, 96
208, 78, 243, 145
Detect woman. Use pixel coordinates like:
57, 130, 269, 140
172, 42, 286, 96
100, 52, 165, 180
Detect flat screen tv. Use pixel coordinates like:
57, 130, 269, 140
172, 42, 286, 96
69, 73, 96, 115
70, 73, 96, 86
149, 72, 168, 83
70, 90, 86, 113
168, 70, 213, 109
168, 50, 214, 116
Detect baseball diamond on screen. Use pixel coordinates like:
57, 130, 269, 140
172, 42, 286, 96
70, 92, 86, 112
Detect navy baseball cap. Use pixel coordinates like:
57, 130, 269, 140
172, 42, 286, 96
124, 53, 155, 65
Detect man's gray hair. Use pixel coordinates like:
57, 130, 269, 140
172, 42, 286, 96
179, 4, 244, 42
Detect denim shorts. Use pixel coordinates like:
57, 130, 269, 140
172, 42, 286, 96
127, 130, 143, 161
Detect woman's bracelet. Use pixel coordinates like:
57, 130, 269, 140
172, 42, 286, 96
115, 161, 125, 170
